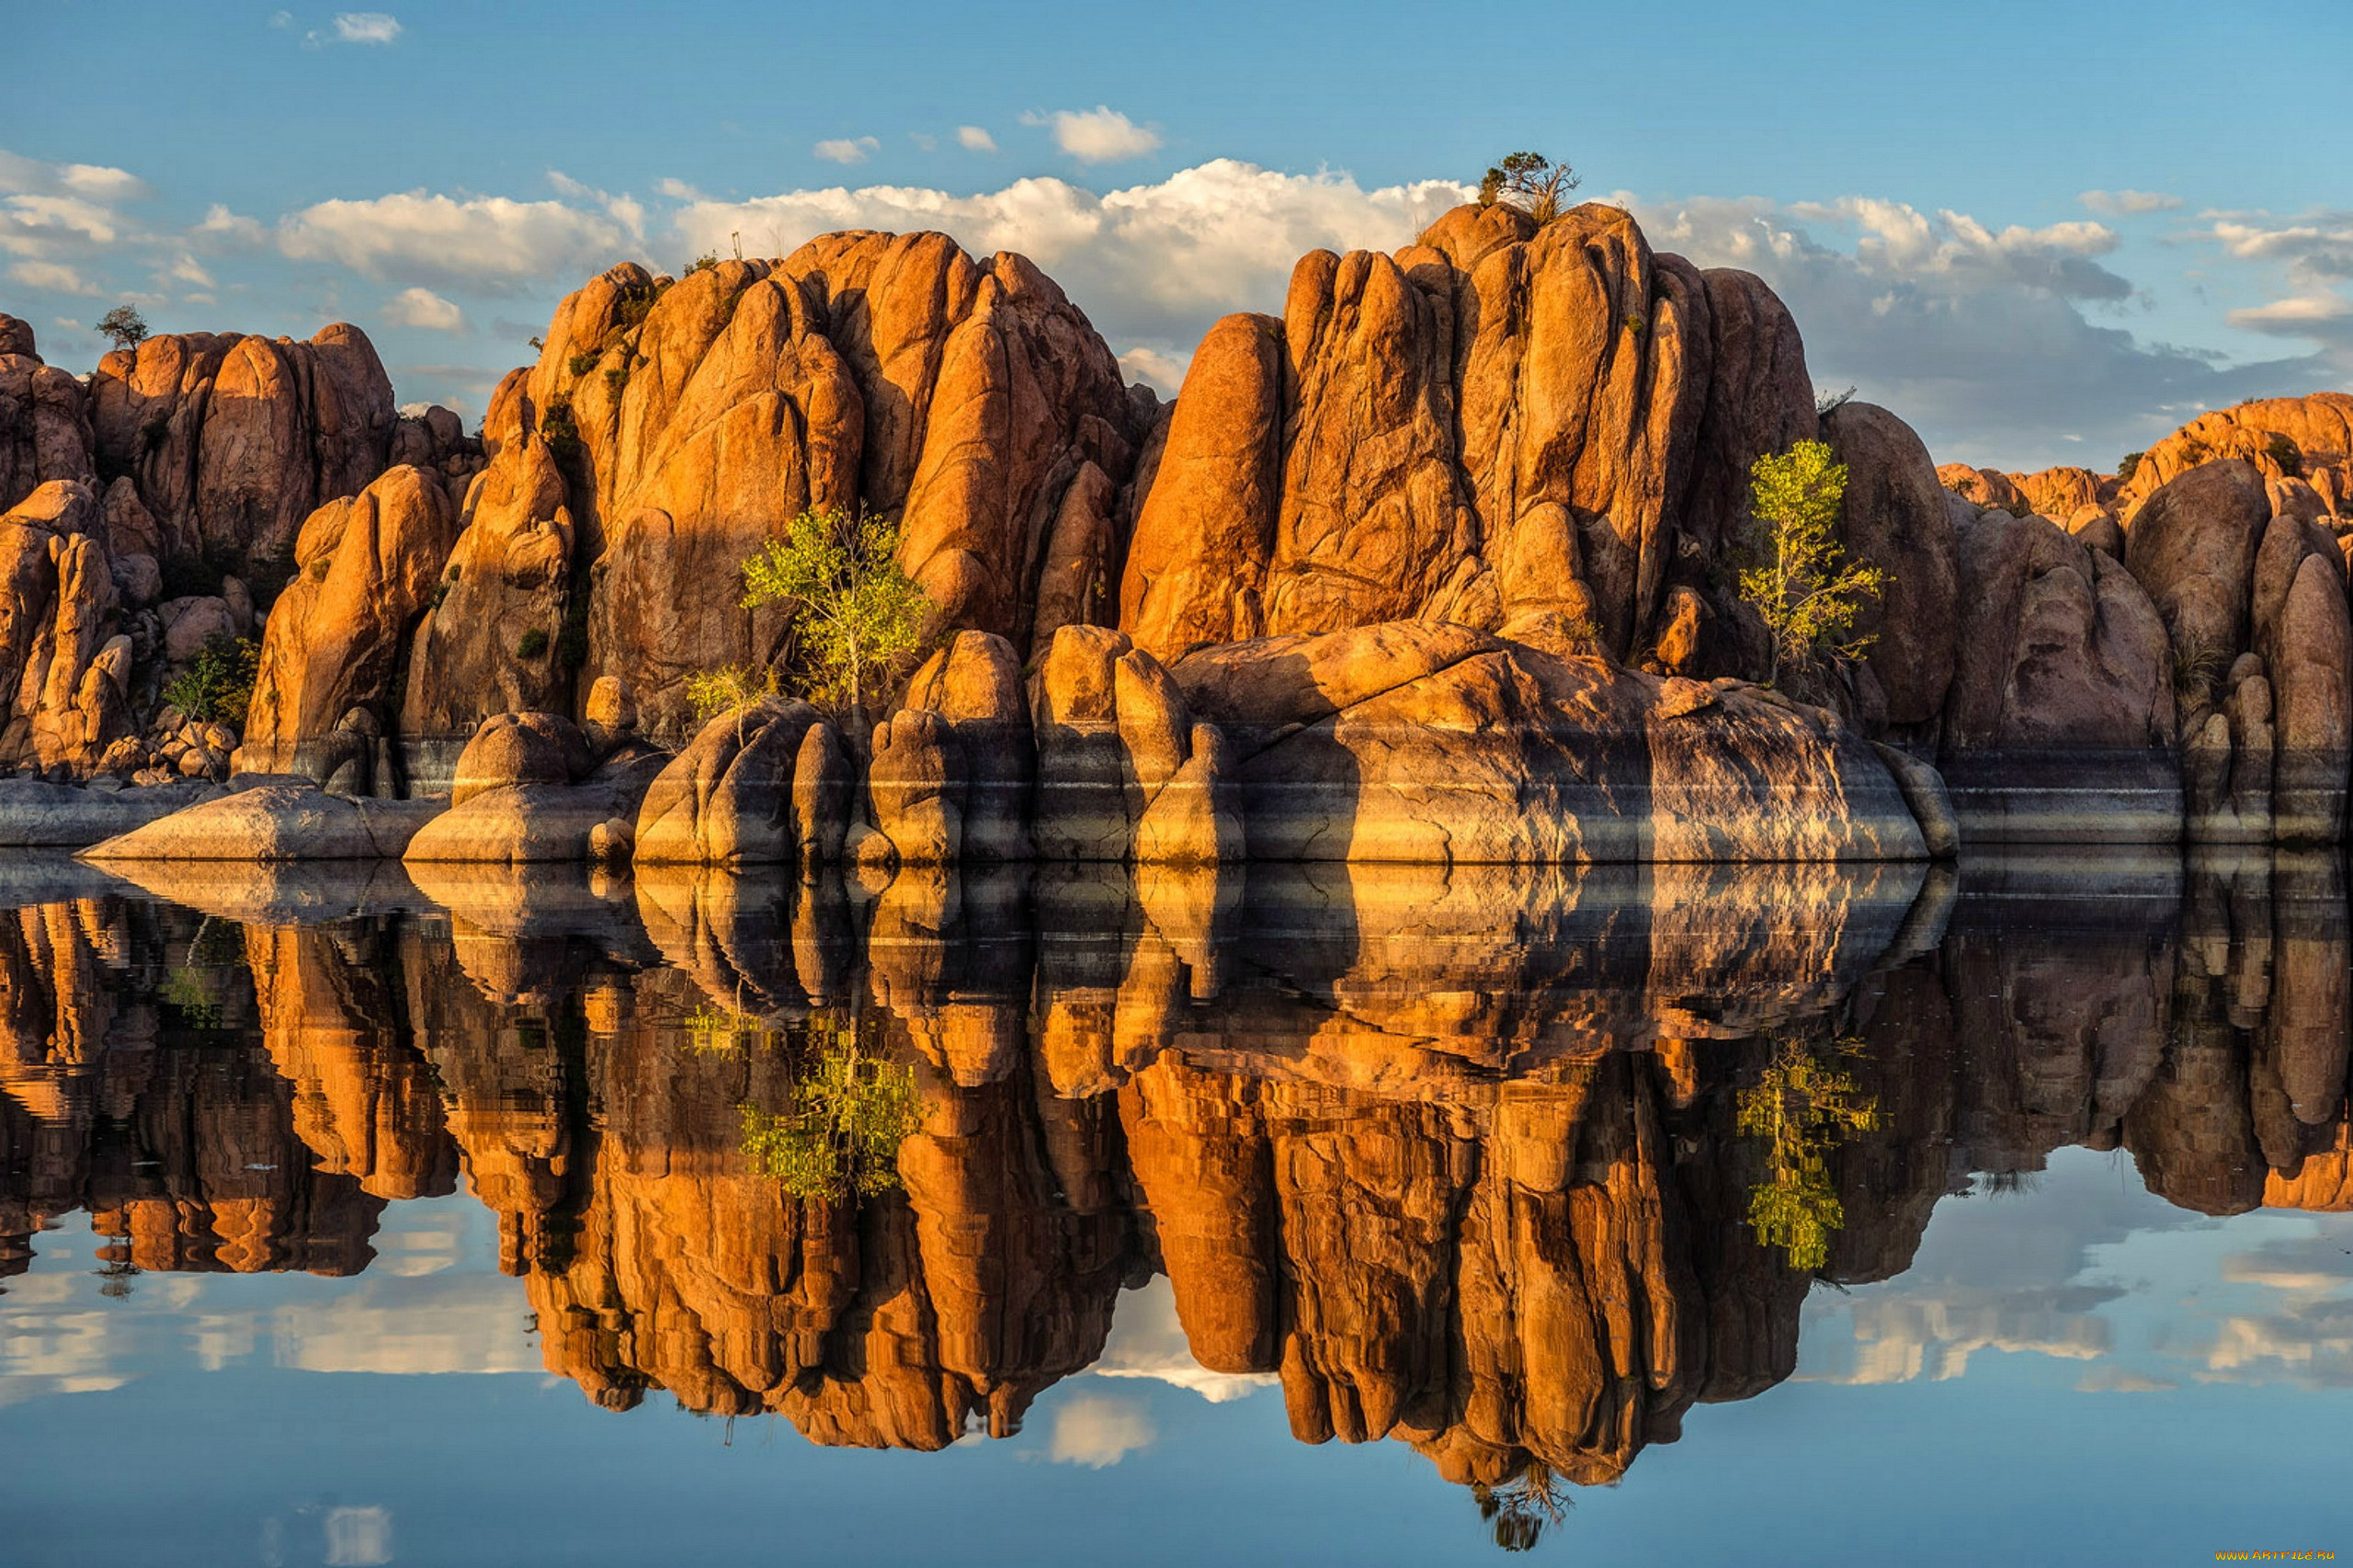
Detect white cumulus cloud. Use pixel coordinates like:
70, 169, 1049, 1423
1027, 107, 1162, 165
381, 285, 466, 332
278, 189, 629, 292
813, 136, 881, 166
1631, 190, 2316, 467
957, 126, 997, 153
1047, 1393, 1154, 1468
670, 158, 1465, 372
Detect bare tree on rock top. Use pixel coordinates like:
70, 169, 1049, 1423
97, 304, 149, 353
1477, 153, 1582, 225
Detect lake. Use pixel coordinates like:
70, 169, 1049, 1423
0, 852, 2347, 1565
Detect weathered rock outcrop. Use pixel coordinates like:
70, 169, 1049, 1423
1939, 503, 2178, 841
0, 480, 133, 775
409, 238, 1144, 744
2123, 392, 2353, 519
0, 315, 97, 513
239, 465, 457, 778
403, 710, 665, 863
1169, 620, 1931, 863
88, 324, 399, 577
1120, 203, 1822, 676
398, 424, 578, 789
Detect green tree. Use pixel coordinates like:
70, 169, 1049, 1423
1737, 1035, 1881, 1270
97, 304, 149, 353
739, 1016, 924, 1200
740, 506, 928, 720
2116, 449, 2144, 483
162, 634, 260, 724
1476, 152, 1581, 224
1735, 439, 1887, 686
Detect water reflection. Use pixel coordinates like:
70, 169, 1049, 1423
2, 850, 2348, 1524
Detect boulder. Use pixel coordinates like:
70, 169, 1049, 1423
1941, 506, 2178, 842
239, 464, 458, 775
1822, 402, 1959, 726
2123, 459, 2270, 667
2270, 553, 2353, 843
903, 631, 1033, 861
79, 782, 442, 860
633, 697, 823, 866
1032, 624, 1136, 861
792, 719, 853, 865
449, 711, 594, 807
404, 749, 670, 865
868, 708, 965, 865
0, 777, 222, 847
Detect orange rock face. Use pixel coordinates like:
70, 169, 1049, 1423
1121, 203, 1821, 672
88, 324, 399, 576
242, 465, 458, 776
2123, 393, 2353, 518
438, 238, 1145, 742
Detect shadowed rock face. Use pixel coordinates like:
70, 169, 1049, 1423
3, 851, 2345, 1495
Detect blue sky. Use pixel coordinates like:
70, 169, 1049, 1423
7, 0, 2350, 467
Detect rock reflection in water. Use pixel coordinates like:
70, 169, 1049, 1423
2, 850, 2350, 1508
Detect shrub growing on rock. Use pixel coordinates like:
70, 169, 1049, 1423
682, 664, 778, 721
1475, 152, 1580, 224
1735, 439, 1887, 687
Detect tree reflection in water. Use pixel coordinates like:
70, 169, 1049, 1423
1738, 1035, 1881, 1269
0, 849, 2348, 1535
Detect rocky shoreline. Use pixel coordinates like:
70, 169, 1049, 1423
5, 200, 2349, 867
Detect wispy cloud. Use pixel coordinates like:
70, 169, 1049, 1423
331, 12, 401, 44
957, 125, 997, 153
2079, 189, 2182, 217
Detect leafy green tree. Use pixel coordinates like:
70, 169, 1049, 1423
97, 304, 149, 353
740, 506, 928, 721
740, 1017, 924, 1200
1476, 152, 1581, 224
162, 634, 260, 724
2116, 450, 2144, 483
1737, 1035, 1881, 1270
1735, 439, 1887, 686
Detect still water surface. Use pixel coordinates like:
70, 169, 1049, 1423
0, 853, 2347, 1565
